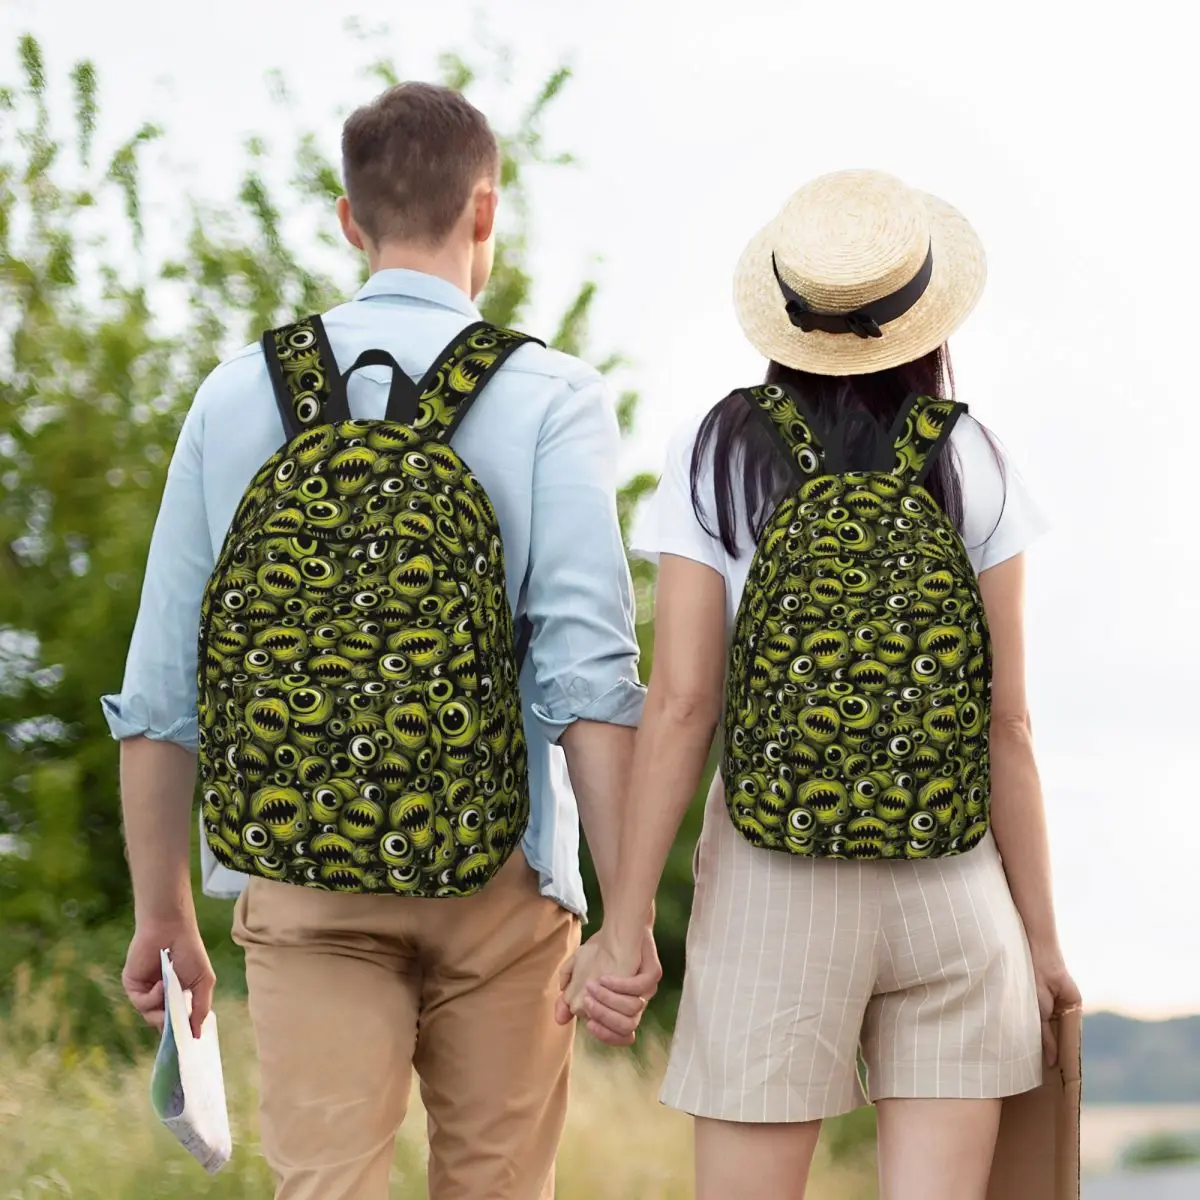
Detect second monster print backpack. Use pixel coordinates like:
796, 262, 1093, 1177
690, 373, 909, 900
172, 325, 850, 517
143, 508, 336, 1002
722, 385, 992, 861
197, 316, 542, 897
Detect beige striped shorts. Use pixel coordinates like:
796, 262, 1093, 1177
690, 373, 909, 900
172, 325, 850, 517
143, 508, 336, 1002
661, 776, 1043, 1123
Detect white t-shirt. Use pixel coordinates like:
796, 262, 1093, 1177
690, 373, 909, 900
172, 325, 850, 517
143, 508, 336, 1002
632, 408, 1047, 628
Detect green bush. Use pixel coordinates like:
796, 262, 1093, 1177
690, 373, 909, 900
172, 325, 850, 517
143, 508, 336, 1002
1121, 1130, 1200, 1170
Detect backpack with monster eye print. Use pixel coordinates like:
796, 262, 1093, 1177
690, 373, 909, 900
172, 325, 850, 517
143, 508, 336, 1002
196, 316, 542, 897
722, 384, 992, 862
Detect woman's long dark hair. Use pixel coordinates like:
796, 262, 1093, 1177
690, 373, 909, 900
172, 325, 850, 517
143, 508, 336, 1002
690, 346, 999, 557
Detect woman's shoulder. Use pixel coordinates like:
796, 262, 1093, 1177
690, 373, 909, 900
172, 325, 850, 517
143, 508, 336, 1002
947, 410, 1007, 500
658, 404, 733, 507
665, 405, 718, 462
948, 408, 998, 461
629, 406, 727, 572
948, 410, 1049, 572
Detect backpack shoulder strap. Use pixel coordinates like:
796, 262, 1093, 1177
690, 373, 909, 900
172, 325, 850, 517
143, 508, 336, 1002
888, 394, 967, 484
262, 315, 350, 441
736, 382, 829, 482
411, 322, 544, 443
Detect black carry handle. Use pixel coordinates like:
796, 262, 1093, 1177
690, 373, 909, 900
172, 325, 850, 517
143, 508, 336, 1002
341, 349, 422, 425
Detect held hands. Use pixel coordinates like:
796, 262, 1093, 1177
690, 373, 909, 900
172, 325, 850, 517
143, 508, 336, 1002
122, 920, 215, 1040
555, 926, 661, 1047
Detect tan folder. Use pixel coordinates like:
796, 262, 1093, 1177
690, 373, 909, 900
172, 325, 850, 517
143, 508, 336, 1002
986, 1007, 1082, 1200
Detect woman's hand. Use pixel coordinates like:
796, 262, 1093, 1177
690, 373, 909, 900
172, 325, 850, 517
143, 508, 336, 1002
1031, 946, 1081, 1066
556, 926, 660, 1046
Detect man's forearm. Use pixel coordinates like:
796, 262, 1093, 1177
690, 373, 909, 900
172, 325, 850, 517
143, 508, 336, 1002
120, 737, 198, 927
559, 719, 640, 918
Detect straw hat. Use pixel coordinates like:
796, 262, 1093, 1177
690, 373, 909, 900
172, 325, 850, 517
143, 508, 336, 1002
732, 169, 986, 376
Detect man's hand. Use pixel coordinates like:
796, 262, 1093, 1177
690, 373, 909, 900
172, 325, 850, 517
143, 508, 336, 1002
123, 920, 215, 1040
555, 925, 660, 1047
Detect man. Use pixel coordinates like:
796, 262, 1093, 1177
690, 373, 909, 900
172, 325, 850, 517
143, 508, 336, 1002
105, 82, 659, 1200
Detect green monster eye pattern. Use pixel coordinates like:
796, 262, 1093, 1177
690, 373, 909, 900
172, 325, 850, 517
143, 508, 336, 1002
197, 319, 538, 896
723, 390, 989, 861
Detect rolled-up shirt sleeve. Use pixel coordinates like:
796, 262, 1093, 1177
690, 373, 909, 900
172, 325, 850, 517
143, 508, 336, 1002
101, 395, 215, 750
524, 374, 646, 741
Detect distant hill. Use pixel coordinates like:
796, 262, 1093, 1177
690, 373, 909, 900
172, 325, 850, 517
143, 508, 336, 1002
1085, 1012, 1200, 1104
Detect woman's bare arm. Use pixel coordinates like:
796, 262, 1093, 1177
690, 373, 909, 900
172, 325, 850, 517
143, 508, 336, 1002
978, 554, 1059, 949
979, 552, 1080, 1060
562, 552, 727, 1003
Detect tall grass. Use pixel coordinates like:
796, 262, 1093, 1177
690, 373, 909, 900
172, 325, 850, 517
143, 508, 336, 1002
1, 963, 877, 1198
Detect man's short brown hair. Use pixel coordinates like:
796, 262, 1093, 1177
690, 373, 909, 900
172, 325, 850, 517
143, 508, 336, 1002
341, 82, 499, 246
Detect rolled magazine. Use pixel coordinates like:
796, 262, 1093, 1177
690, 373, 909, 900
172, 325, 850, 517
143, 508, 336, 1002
149, 948, 232, 1174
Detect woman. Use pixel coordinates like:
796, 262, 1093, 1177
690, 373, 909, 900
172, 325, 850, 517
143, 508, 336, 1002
562, 170, 1080, 1199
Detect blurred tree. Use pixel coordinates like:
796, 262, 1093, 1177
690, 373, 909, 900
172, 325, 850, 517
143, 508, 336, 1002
0, 32, 708, 1015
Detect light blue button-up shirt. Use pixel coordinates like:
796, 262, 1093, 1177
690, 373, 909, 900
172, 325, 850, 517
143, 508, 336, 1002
101, 269, 645, 918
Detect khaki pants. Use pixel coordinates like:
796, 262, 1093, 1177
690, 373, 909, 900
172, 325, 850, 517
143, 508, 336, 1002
232, 851, 580, 1200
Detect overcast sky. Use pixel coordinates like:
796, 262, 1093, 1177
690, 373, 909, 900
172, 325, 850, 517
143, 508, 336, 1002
3, 0, 1196, 1017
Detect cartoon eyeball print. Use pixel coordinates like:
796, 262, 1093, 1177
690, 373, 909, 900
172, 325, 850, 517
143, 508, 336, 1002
723, 388, 992, 861
197, 323, 531, 896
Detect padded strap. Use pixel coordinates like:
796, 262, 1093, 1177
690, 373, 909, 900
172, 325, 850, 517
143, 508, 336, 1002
411, 322, 543, 443
737, 383, 828, 483
263, 315, 349, 441
889, 395, 967, 484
